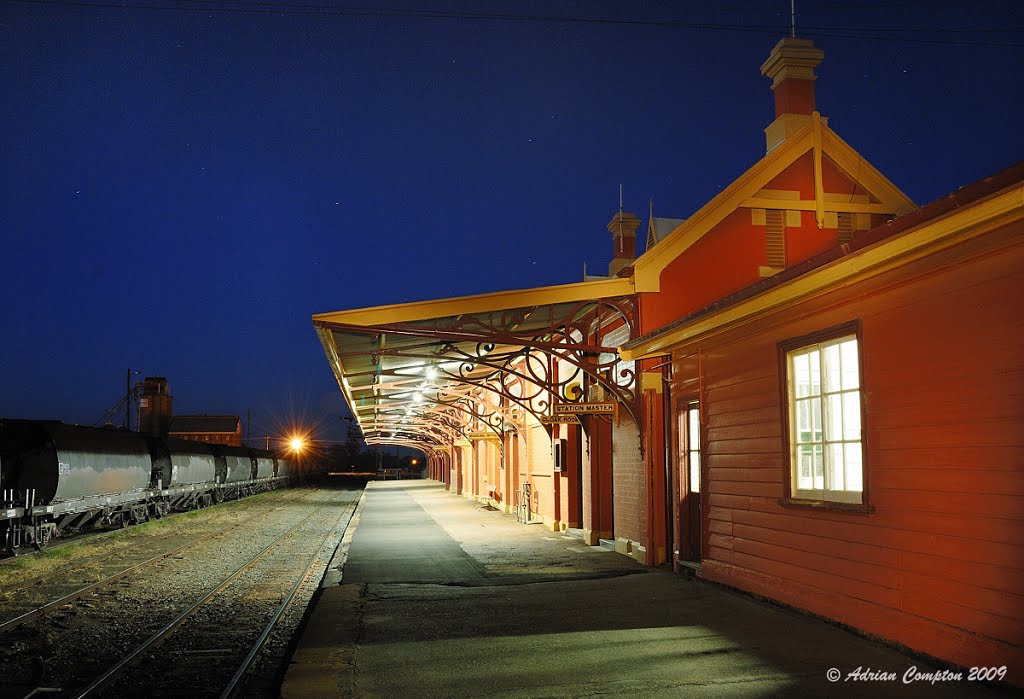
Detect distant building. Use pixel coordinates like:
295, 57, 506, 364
169, 415, 242, 446
138, 377, 173, 437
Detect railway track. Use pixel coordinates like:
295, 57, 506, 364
0, 489, 311, 597
0, 486, 361, 698
0, 489, 315, 633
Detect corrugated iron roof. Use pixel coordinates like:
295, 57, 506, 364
647, 217, 684, 249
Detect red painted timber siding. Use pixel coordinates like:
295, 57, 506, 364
683, 224, 1024, 673
645, 385, 668, 563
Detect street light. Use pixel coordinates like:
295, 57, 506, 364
288, 435, 308, 485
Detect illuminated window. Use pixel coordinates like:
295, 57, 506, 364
784, 327, 864, 504
685, 402, 700, 493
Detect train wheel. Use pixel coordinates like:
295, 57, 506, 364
4, 528, 21, 557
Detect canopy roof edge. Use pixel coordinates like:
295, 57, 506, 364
312, 276, 635, 327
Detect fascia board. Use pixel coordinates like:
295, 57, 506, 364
311, 276, 635, 327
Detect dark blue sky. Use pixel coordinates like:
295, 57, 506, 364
2, 1, 1021, 442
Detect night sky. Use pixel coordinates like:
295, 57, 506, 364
2, 1, 1021, 443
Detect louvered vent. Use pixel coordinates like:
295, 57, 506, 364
838, 212, 855, 244
765, 209, 786, 267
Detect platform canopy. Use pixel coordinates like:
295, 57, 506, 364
313, 277, 639, 453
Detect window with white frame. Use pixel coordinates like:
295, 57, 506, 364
785, 330, 864, 504
686, 401, 700, 494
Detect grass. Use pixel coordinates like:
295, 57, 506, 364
37, 544, 79, 559
0, 487, 297, 578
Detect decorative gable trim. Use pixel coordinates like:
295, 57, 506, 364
633, 113, 916, 292
622, 179, 1022, 362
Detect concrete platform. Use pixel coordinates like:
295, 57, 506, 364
282, 481, 1009, 698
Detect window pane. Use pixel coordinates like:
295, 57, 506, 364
813, 445, 824, 489
841, 339, 860, 390
845, 443, 863, 491
823, 342, 842, 393
796, 398, 812, 443
798, 446, 813, 489
689, 452, 700, 493
843, 392, 861, 441
825, 393, 844, 442
793, 352, 810, 398
688, 407, 699, 451
808, 350, 821, 396
678, 412, 687, 454
810, 397, 822, 442
828, 443, 845, 490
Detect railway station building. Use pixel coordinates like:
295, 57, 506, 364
314, 38, 1024, 676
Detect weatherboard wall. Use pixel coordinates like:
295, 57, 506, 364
670, 221, 1024, 673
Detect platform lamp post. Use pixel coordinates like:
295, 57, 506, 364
290, 436, 306, 484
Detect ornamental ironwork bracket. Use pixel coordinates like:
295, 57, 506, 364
317, 294, 643, 453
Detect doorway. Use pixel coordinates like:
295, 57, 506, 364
678, 400, 702, 566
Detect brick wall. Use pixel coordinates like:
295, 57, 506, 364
612, 416, 646, 546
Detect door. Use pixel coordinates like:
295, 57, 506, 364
678, 400, 702, 564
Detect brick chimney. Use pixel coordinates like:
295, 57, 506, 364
760, 38, 826, 152
607, 211, 641, 277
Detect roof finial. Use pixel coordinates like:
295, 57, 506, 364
790, 0, 797, 38
618, 184, 624, 252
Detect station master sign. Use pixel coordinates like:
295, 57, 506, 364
552, 402, 616, 415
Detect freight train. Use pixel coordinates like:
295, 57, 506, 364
0, 419, 292, 556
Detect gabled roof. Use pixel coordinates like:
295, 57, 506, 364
621, 161, 1024, 360
169, 415, 240, 434
632, 112, 916, 292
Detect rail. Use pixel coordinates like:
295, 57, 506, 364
72, 491, 358, 698
0, 490, 316, 636
220, 495, 360, 698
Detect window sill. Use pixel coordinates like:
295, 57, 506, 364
778, 497, 875, 514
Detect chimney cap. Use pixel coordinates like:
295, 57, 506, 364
760, 38, 824, 89
606, 211, 641, 236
